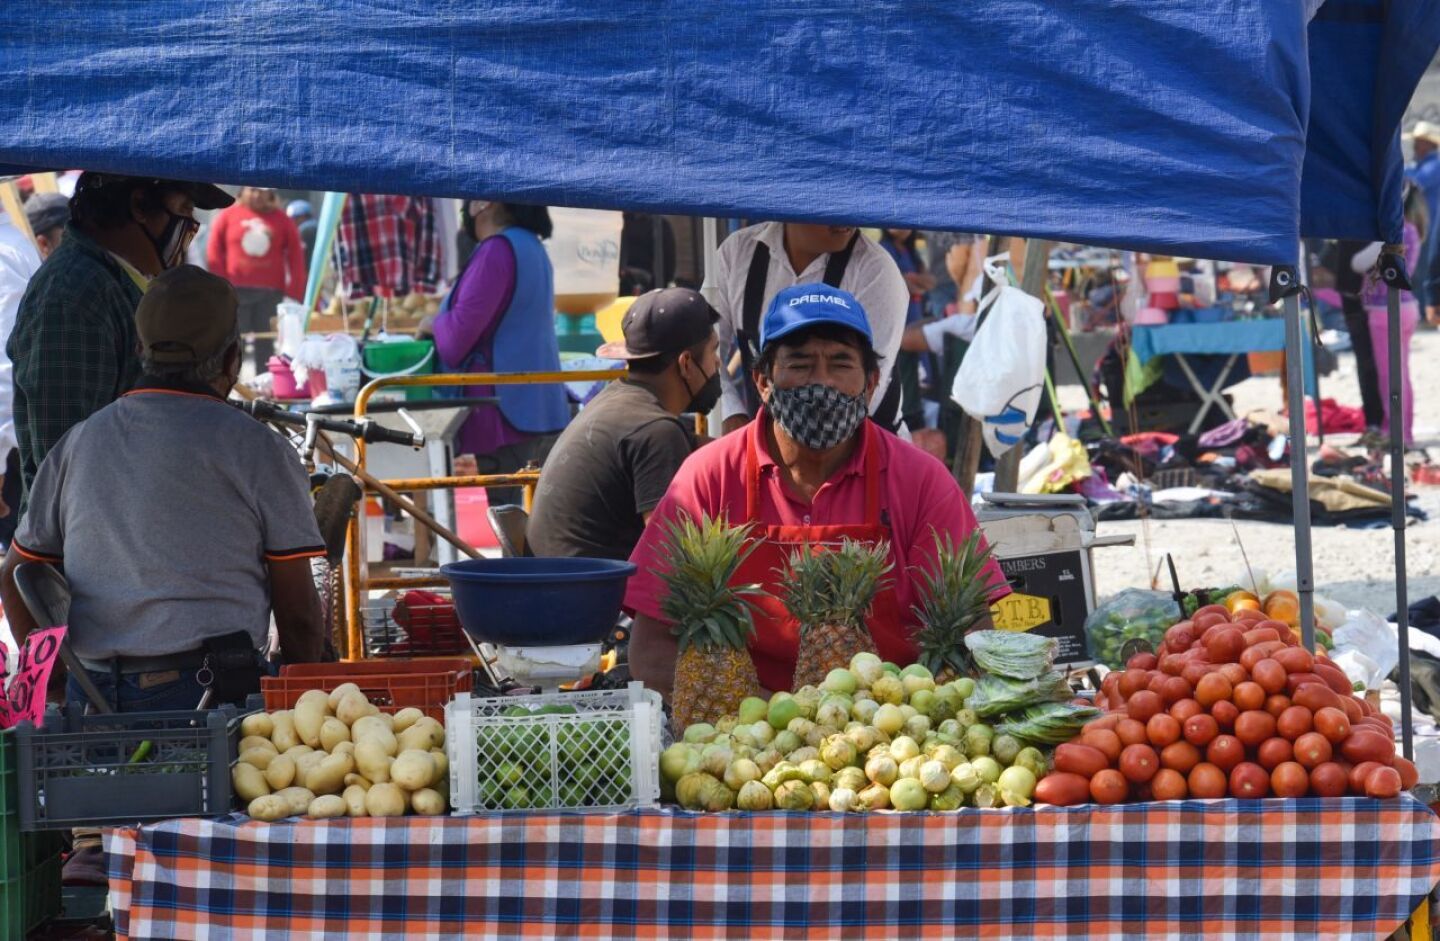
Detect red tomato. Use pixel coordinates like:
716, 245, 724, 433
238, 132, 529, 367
1233, 710, 1276, 747
1309, 762, 1348, 797
1393, 757, 1419, 790
1218, 663, 1249, 687
1126, 690, 1165, 723
1054, 743, 1110, 778
1151, 768, 1188, 801
1118, 669, 1150, 699
1033, 772, 1092, 807
1187, 762, 1227, 799
1079, 729, 1123, 763
1273, 646, 1315, 674
1229, 762, 1270, 799
1146, 713, 1182, 748
1169, 698, 1203, 723
1115, 718, 1149, 748
1270, 761, 1309, 798
1119, 744, 1160, 784
1160, 676, 1192, 706
1276, 706, 1313, 741
1210, 700, 1240, 732
1349, 761, 1384, 795
1159, 654, 1186, 677
1160, 740, 1202, 775
1206, 735, 1245, 772
1292, 732, 1334, 770
1183, 713, 1220, 747
1231, 681, 1266, 712
1207, 629, 1246, 664
1312, 707, 1351, 745
1293, 684, 1343, 714
1340, 730, 1395, 765
1364, 766, 1402, 798
1195, 673, 1233, 708
1256, 737, 1294, 771
1126, 652, 1159, 672
1089, 769, 1128, 804
1251, 659, 1287, 695
1164, 623, 1196, 651
1264, 694, 1292, 718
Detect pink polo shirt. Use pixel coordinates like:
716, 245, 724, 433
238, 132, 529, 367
624, 415, 1010, 626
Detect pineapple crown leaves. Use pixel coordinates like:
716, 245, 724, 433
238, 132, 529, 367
656, 513, 767, 654
910, 529, 998, 677
777, 538, 893, 634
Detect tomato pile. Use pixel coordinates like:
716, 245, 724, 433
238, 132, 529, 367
1034, 605, 1415, 806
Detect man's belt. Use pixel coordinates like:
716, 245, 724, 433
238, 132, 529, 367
77, 649, 207, 675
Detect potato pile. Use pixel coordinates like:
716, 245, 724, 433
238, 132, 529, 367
231, 683, 449, 821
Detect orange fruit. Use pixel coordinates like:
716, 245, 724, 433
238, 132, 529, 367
1262, 590, 1300, 626
1224, 590, 1260, 613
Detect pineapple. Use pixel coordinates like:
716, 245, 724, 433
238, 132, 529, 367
911, 530, 998, 681
784, 539, 892, 690
658, 514, 766, 736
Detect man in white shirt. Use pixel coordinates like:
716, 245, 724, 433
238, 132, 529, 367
704, 222, 907, 434
0, 214, 41, 534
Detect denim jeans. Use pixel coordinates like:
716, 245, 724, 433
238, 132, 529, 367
66, 668, 206, 714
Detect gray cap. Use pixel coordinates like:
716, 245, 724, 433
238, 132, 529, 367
24, 193, 68, 235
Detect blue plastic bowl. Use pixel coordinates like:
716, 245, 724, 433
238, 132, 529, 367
439, 557, 637, 646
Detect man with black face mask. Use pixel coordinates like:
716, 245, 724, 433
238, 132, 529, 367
8, 173, 232, 501
527, 287, 721, 561
625, 284, 1011, 700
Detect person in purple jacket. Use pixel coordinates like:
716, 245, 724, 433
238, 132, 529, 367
422, 200, 569, 505
1354, 182, 1428, 447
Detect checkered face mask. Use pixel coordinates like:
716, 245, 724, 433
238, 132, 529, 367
768, 382, 867, 451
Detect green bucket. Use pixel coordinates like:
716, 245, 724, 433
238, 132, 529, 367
361, 339, 436, 400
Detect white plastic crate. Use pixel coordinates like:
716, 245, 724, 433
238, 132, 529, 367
446, 682, 662, 813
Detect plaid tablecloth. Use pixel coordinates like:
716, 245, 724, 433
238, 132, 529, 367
105, 796, 1440, 940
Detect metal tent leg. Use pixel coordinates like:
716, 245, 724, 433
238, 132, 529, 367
1384, 276, 1414, 761
1278, 274, 1316, 651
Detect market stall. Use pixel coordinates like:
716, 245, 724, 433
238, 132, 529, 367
0, 2, 1437, 940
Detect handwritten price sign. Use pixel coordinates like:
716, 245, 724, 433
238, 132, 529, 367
0, 626, 67, 728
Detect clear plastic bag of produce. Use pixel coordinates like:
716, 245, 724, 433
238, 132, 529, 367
967, 672, 1073, 718
1084, 588, 1181, 669
997, 701, 1101, 745
963, 630, 1056, 680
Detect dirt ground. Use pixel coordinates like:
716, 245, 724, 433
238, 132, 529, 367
1058, 327, 1440, 616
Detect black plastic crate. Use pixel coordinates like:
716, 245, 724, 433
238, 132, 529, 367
16, 702, 253, 831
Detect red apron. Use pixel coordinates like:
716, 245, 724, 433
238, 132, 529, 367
735, 420, 913, 691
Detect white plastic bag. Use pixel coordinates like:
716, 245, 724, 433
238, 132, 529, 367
1331, 609, 1398, 688
950, 257, 1046, 457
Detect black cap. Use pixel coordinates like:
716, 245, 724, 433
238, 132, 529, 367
75, 172, 234, 210
596, 287, 718, 360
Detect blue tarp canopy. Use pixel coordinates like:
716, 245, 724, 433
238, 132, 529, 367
0, 2, 1432, 263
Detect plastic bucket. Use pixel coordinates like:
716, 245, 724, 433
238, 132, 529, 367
268, 356, 301, 398
362, 340, 435, 401
440, 557, 636, 646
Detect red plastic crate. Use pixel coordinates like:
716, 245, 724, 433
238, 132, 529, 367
261, 659, 473, 722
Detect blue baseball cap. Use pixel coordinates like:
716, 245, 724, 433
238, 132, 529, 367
759, 283, 872, 352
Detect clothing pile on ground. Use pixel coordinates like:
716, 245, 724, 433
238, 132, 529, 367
1005, 414, 1425, 528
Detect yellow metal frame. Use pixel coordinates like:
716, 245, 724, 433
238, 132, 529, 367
344, 369, 625, 659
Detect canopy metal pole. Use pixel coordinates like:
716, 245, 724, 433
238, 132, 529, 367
1380, 255, 1414, 762
1276, 268, 1316, 650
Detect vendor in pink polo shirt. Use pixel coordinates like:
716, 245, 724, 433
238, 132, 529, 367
625, 283, 1010, 698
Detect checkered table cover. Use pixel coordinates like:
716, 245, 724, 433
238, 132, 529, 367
105, 796, 1440, 940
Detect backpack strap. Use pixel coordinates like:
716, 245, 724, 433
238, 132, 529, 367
822, 230, 859, 287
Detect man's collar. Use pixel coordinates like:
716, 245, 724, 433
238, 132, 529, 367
127, 376, 228, 402
752, 407, 874, 479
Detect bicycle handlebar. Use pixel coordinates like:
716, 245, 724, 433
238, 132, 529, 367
234, 400, 425, 450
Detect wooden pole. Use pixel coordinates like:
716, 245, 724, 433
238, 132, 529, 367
992, 238, 1053, 493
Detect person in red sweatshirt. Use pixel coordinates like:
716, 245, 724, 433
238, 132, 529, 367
206, 187, 306, 367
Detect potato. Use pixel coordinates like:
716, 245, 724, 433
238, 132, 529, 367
264, 754, 297, 790
336, 691, 379, 726
354, 723, 398, 758
276, 786, 316, 816
355, 741, 391, 783
351, 715, 392, 741
344, 773, 372, 789
410, 788, 446, 816
327, 682, 363, 712
306, 795, 348, 819
306, 752, 354, 796
270, 711, 300, 752
240, 735, 278, 755
398, 717, 445, 752
294, 698, 329, 749
283, 745, 315, 759
296, 689, 332, 714
247, 795, 291, 822
240, 713, 275, 739
428, 749, 449, 784
391, 750, 438, 791
333, 741, 355, 758
364, 783, 407, 817
232, 762, 271, 802
392, 707, 424, 734
320, 717, 351, 752
238, 747, 276, 771
294, 751, 327, 788
342, 784, 369, 817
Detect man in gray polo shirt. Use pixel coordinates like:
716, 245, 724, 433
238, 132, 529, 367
0, 264, 327, 713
